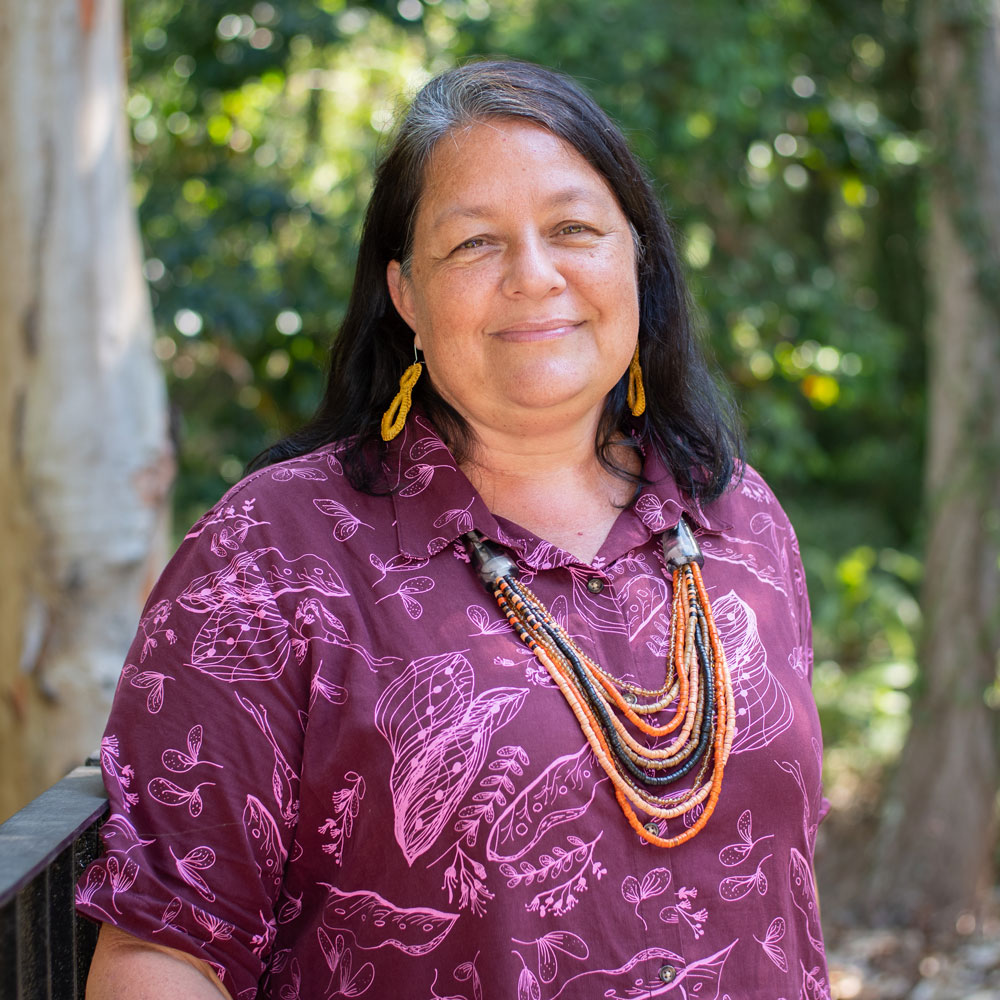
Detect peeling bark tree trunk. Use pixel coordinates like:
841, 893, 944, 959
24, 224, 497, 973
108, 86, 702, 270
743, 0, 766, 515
0, 0, 173, 820
871, 0, 1000, 932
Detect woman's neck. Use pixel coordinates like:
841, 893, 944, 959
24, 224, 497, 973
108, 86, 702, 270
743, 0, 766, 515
459, 424, 640, 564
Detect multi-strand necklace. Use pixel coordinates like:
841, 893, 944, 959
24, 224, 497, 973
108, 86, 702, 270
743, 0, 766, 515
464, 517, 734, 847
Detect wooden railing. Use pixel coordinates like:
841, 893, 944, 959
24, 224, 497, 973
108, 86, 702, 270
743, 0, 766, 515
0, 766, 108, 999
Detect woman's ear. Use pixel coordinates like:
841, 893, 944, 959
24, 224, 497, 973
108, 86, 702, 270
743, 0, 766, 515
386, 260, 417, 334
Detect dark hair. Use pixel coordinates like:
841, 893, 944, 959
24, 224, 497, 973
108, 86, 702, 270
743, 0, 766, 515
250, 59, 741, 501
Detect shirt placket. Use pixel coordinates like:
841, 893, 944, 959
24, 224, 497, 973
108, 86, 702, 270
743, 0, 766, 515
555, 549, 689, 981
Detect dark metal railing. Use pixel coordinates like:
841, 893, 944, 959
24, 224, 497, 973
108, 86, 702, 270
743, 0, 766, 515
0, 765, 108, 999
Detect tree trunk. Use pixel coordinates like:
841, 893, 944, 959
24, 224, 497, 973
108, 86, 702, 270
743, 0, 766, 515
871, 0, 1000, 933
0, 0, 173, 821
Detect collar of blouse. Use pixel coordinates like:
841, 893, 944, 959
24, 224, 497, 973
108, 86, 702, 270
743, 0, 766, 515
388, 411, 733, 567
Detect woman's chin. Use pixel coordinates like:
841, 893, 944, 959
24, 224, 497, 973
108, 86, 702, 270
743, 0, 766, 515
483, 391, 610, 436
495, 366, 612, 410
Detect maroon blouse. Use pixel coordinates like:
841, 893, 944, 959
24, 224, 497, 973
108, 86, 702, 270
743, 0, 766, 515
77, 415, 830, 999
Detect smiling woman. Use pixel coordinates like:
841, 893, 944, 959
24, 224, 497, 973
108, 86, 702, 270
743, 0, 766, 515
387, 121, 639, 446
385, 119, 642, 556
78, 60, 830, 1000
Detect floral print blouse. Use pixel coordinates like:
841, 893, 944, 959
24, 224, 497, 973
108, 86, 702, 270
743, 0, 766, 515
77, 414, 829, 999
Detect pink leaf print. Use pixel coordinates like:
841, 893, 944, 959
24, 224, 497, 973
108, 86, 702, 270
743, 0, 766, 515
317, 926, 342, 973
517, 966, 541, 1000
434, 506, 468, 529
511, 931, 589, 984
374, 576, 434, 620
321, 886, 458, 956
293, 598, 399, 674
207, 962, 230, 988
277, 891, 303, 925
633, 494, 681, 532
317, 929, 375, 997
487, 745, 602, 863
789, 848, 824, 952
152, 896, 183, 935
193, 905, 235, 942
129, 671, 170, 714
374, 651, 527, 864
538, 931, 588, 982
341, 960, 374, 997
162, 725, 222, 773
169, 845, 217, 902
101, 813, 155, 854
718, 809, 773, 867
467, 605, 511, 636
398, 464, 435, 498
139, 598, 172, 631
639, 867, 672, 899
190, 599, 292, 684
278, 956, 302, 1000
244, 794, 287, 894
431, 504, 475, 536
454, 954, 484, 1000
719, 854, 771, 901
368, 551, 429, 585
74, 864, 106, 906
106, 855, 139, 914
621, 876, 641, 905
551, 595, 570, 631
236, 695, 299, 825
620, 867, 671, 930
310, 672, 349, 708
251, 910, 277, 958
271, 466, 326, 482
147, 778, 215, 817
801, 961, 829, 1000
408, 434, 448, 461
211, 524, 241, 555
313, 499, 371, 541
754, 916, 788, 972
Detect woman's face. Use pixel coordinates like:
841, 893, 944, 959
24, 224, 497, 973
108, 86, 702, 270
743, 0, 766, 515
387, 119, 640, 442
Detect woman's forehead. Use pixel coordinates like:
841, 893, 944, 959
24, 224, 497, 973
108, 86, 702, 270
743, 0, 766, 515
413, 119, 621, 230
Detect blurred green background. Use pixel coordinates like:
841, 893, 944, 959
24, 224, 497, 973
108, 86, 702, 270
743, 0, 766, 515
125, 0, 927, 815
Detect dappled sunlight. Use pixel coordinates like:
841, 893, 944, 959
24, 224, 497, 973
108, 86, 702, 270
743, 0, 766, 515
122, 0, 945, 946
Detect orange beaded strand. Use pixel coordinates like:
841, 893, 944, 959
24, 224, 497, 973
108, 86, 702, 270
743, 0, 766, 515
466, 517, 733, 848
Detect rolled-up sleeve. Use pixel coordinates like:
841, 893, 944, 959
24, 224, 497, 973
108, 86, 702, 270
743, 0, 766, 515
76, 480, 311, 999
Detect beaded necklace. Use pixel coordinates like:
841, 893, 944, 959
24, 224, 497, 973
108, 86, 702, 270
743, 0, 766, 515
464, 517, 734, 847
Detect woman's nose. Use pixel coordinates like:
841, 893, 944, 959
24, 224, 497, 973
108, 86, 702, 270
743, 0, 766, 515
501, 236, 567, 298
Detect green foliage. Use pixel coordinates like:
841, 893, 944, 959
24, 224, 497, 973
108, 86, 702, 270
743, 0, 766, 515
126, 0, 927, 787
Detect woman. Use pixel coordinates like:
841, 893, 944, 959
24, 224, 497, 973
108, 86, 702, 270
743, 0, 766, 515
80, 60, 829, 999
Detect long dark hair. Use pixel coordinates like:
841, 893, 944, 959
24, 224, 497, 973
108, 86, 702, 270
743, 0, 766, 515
250, 59, 742, 502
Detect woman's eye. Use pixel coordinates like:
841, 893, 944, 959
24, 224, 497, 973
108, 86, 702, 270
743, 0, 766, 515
455, 237, 485, 252
559, 224, 589, 236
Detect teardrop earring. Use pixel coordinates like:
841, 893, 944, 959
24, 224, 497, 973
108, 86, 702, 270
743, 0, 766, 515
381, 347, 423, 442
626, 343, 646, 417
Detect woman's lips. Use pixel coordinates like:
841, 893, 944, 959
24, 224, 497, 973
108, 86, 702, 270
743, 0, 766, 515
490, 319, 581, 342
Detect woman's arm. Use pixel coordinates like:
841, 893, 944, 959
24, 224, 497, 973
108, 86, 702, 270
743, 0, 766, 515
86, 923, 232, 999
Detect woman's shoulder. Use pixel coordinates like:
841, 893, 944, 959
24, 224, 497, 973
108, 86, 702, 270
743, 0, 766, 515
186, 443, 363, 523
699, 461, 799, 542
172, 442, 393, 571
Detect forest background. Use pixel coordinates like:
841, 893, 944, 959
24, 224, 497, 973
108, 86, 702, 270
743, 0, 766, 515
2, 0, 999, 989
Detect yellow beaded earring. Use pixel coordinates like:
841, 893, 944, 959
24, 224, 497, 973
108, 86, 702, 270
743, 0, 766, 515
380, 348, 423, 441
626, 343, 646, 416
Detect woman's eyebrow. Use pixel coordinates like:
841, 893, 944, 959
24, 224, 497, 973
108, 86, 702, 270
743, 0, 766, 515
427, 187, 603, 230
